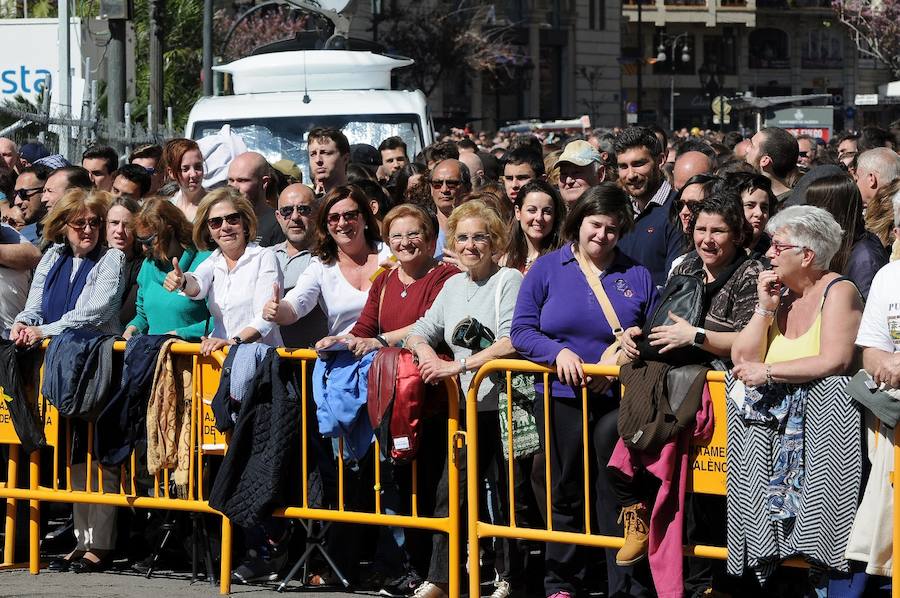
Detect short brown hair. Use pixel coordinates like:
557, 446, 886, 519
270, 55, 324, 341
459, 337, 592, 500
563, 182, 633, 243
446, 200, 508, 253
192, 187, 257, 250
307, 127, 350, 156
381, 203, 438, 245
163, 138, 202, 185
42, 189, 112, 245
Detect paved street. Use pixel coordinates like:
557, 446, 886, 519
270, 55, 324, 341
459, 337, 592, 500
0, 569, 370, 597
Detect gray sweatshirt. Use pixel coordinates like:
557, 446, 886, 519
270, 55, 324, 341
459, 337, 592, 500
410, 267, 523, 411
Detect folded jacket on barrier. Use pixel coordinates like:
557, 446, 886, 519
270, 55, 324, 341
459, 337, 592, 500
146, 338, 194, 497
209, 346, 302, 527
42, 328, 118, 420
725, 372, 862, 583
609, 363, 713, 598
94, 334, 173, 467
0, 340, 45, 454
209, 343, 274, 433
312, 350, 377, 463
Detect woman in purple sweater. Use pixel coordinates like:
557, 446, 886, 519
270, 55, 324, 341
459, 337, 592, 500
511, 183, 659, 598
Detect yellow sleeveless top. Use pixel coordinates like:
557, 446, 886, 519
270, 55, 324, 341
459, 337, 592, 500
764, 278, 851, 364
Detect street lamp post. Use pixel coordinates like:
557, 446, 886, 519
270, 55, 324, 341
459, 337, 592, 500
656, 32, 690, 131
698, 62, 728, 131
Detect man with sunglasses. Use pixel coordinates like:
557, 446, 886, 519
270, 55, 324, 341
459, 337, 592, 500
13, 164, 50, 245
429, 159, 471, 259
272, 183, 329, 348
129, 144, 164, 195
227, 151, 286, 247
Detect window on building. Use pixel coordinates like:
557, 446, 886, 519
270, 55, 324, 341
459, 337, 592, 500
748, 28, 790, 69
703, 33, 737, 75
590, 0, 606, 30
801, 29, 842, 69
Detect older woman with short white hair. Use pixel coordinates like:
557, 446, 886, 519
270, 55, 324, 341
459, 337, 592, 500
732, 205, 862, 381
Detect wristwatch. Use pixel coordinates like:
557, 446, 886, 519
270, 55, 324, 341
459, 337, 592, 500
693, 328, 707, 346
459, 358, 467, 373
231, 336, 243, 345
375, 334, 389, 347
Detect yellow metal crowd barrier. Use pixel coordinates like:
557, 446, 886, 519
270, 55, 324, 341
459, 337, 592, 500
0, 342, 463, 596
465, 360, 900, 598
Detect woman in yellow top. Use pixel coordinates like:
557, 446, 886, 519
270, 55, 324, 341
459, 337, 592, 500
732, 205, 862, 384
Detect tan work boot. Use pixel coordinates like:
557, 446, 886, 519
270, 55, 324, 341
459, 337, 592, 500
616, 502, 650, 566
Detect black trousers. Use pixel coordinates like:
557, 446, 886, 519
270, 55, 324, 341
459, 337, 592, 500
534, 395, 653, 597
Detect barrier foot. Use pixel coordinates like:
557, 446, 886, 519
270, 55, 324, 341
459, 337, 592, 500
220, 517, 231, 595
0, 562, 31, 570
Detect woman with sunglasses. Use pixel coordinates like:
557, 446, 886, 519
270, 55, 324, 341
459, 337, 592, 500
105, 196, 143, 328
122, 198, 212, 340
164, 187, 282, 355
667, 174, 717, 276
262, 184, 391, 341
10, 188, 124, 574
163, 138, 206, 222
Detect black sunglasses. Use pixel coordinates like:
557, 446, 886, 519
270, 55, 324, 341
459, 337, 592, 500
14, 187, 43, 201
278, 205, 313, 219
206, 212, 242, 229
136, 232, 158, 247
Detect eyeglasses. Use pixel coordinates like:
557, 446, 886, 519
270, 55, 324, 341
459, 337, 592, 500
143, 166, 157, 175
430, 179, 462, 190
67, 217, 104, 231
14, 187, 43, 201
389, 231, 423, 243
278, 205, 313, 219
326, 209, 360, 224
454, 233, 491, 245
206, 212, 242, 229
771, 242, 805, 256
136, 232, 158, 247
676, 200, 701, 212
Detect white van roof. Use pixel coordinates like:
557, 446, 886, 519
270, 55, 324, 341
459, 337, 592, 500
213, 50, 414, 94
188, 89, 428, 122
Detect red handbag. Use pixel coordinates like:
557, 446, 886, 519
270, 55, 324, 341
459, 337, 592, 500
367, 347, 426, 464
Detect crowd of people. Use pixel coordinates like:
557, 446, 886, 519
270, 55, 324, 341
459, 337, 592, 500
0, 119, 899, 598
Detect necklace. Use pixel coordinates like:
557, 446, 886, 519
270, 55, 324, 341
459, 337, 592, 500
465, 278, 479, 302
400, 280, 413, 298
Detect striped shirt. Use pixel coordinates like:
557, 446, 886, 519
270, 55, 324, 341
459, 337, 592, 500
15, 243, 126, 336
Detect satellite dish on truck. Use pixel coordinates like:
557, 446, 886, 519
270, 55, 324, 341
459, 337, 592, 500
282, 0, 353, 36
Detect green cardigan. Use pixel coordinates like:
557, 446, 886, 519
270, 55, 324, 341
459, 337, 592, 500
126, 247, 213, 341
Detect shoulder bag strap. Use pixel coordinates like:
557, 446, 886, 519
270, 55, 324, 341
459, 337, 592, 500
376, 268, 395, 335
495, 267, 509, 336
573, 247, 623, 339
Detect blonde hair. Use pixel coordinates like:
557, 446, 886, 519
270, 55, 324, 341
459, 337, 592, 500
446, 200, 508, 253
192, 187, 258, 250
42, 188, 112, 245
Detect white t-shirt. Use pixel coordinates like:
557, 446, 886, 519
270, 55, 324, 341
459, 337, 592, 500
186, 243, 283, 345
282, 243, 392, 337
856, 260, 900, 352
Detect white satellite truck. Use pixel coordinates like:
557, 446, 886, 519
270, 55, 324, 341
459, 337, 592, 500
185, 48, 433, 176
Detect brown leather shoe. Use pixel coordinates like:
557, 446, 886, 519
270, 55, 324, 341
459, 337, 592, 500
616, 502, 650, 566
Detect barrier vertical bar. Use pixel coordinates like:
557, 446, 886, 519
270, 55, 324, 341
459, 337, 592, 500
893, 424, 899, 598
188, 358, 198, 501
338, 438, 345, 511
446, 382, 460, 598
3, 445, 18, 566
506, 370, 516, 528
411, 460, 419, 517
374, 439, 382, 514
543, 372, 552, 532
582, 387, 590, 534
28, 450, 39, 574
220, 516, 232, 595
466, 386, 481, 598
301, 359, 309, 509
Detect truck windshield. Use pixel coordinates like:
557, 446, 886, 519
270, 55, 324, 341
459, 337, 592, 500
191, 114, 423, 176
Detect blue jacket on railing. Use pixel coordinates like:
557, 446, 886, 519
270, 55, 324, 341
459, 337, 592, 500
312, 350, 377, 463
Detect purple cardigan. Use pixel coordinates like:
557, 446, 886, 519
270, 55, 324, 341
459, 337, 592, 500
511, 244, 659, 399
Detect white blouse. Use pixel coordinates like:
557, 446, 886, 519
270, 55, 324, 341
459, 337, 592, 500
283, 244, 392, 337
185, 243, 283, 346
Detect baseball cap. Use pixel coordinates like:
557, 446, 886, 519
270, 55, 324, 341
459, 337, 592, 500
272, 159, 302, 181
553, 140, 601, 169
19, 142, 50, 165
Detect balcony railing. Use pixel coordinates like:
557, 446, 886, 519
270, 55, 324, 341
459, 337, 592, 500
623, 0, 751, 7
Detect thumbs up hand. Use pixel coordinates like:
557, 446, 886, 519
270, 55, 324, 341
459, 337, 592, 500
163, 257, 185, 292
263, 283, 281, 322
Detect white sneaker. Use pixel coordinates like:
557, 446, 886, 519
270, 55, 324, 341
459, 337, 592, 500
490, 579, 511, 598
413, 581, 447, 598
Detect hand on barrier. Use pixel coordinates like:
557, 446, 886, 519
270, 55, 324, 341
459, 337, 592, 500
12, 323, 44, 347
200, 336, 230, 356
163, 257, 185, 292
555, 348, 586, 388
620, 326, 642, 360
757, 269, 782, 312
648, 311, 696, 354
122, 325, 138, 340
262, 283, 281, 322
